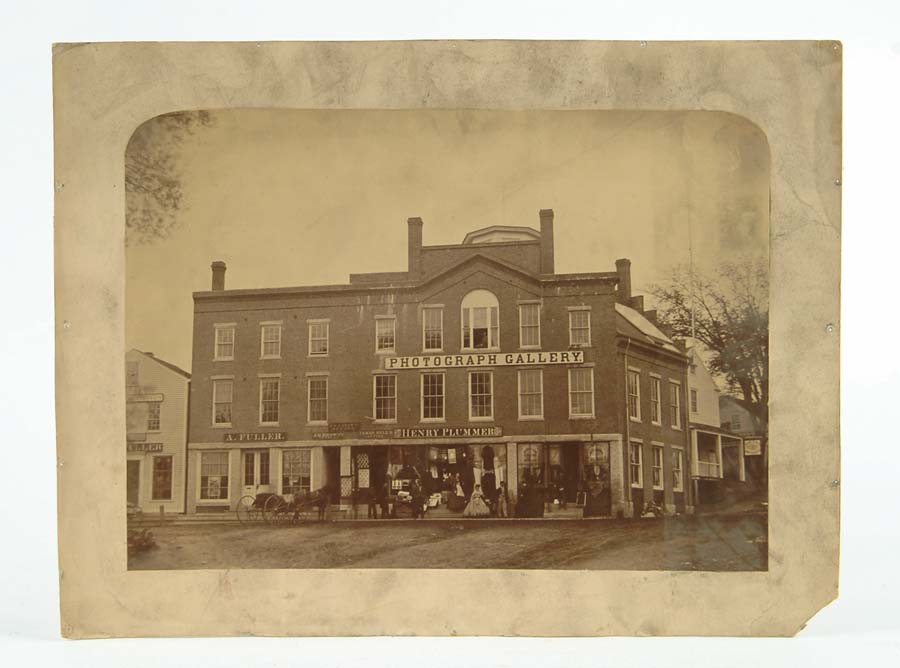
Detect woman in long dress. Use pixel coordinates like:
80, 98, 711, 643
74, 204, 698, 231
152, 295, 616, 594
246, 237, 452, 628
463, 484, 491, 518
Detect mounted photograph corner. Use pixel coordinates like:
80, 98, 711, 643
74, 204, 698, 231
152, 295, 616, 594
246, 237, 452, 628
124, 108, 769, 571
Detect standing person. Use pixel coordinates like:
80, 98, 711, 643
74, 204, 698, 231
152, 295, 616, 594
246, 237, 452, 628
367, 485, 380, 519
448, 474, 466, 512
463, 484, 491, 518
410, 479, 426, 519
315, 486, 329, 521
496, 481, 509, 518
381, 475, 393, 519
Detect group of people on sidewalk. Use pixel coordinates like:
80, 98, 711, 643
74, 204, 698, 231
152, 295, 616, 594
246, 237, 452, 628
356, 470, 511, 519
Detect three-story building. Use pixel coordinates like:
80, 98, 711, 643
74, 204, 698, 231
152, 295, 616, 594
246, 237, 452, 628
185, 210, 693, 517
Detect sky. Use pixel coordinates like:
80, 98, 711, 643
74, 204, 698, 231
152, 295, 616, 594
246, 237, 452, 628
125, 109, 769, 373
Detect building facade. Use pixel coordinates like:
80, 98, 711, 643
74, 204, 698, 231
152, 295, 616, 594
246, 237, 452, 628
126, 349, 191, 514
719, 394, 767, 486
185, 210, 693, 517
687, 348, 748, 504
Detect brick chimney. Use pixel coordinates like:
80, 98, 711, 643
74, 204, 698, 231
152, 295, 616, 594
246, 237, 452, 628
211, 261, 226, 291
408, 217, 423, 280
539, 209, 555, 274
615, 258, 632, 305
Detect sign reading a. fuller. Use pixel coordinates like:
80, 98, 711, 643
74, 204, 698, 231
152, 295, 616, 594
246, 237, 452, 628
223, 431, 287, 443
384, 350, 584, 370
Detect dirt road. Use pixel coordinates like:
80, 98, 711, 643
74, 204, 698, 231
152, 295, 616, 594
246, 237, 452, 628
128, 512, 767, 571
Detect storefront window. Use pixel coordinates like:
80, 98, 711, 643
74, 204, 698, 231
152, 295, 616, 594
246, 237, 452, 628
282, 449, 311, 495
200, 452, 229, 500
518, 443, 543, 489
151, 455, 173, 500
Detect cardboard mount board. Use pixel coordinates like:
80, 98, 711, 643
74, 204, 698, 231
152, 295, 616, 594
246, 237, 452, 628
53, 40, 841, 638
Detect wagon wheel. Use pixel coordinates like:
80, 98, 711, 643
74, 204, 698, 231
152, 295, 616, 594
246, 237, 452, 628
263, 494, 287, 526
236, 495, 258, 524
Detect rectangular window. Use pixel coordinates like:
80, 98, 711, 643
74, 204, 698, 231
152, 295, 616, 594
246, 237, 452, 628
627, 369, 641, 421
568, 368, 595, 417
260, 323, 282, 358
212, 379, 233, 426
690, 388, 699, 413
423, 307, 443, 351
517, 369, 543, 419
669, 381, 682, 429
421, 373, 445, 421
282, 449, 311, 496
650, 376, 661, 425
468, 371, 494, 420
309, 321, 329, 356
462, 306, 499, 349
146, 401, 161, 431
568, 310, 591, 346
374, 375, 397, 421
375, 318, 396, 353
214, 325, 235, 360
308, 377, 328, 423
652, 445, 664, 490
629, 442, 643, 488
518, 303, 541, 348
673, 448, 684, 492
151, 456, 173, 500
731, 413, 742, 430
199, 452, 229, 500
259, 378, 280, 424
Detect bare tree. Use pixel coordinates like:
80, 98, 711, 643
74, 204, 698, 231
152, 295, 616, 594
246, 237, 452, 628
125, 110, 215, 245
650, 258, 768, 427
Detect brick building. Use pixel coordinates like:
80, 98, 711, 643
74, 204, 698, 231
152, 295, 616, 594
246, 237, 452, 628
126, 349, 191, 514
185, 210, 693, 517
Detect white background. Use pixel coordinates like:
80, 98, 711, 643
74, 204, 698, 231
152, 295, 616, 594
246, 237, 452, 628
1, 1, 897, 665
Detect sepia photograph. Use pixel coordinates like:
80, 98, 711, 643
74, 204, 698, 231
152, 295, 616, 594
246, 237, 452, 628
124, 108, 769, 571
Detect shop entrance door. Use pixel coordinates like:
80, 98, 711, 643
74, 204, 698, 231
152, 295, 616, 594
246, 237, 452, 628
722, 445, 741, 480
369, 447, 387, 498
127, 460, 140, 505
242, 450, 270, 498
324, 448, 341, 503
480, 445, 497, 503
561, 445, 580, 503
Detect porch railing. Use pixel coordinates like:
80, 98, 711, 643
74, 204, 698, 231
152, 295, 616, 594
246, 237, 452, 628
697, 460, 721, 478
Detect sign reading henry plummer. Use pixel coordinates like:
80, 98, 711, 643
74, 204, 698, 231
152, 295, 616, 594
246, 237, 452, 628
384, 350, 584, 370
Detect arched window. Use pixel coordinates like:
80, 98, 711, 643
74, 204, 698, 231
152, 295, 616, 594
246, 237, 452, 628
461, 289, 500, 349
